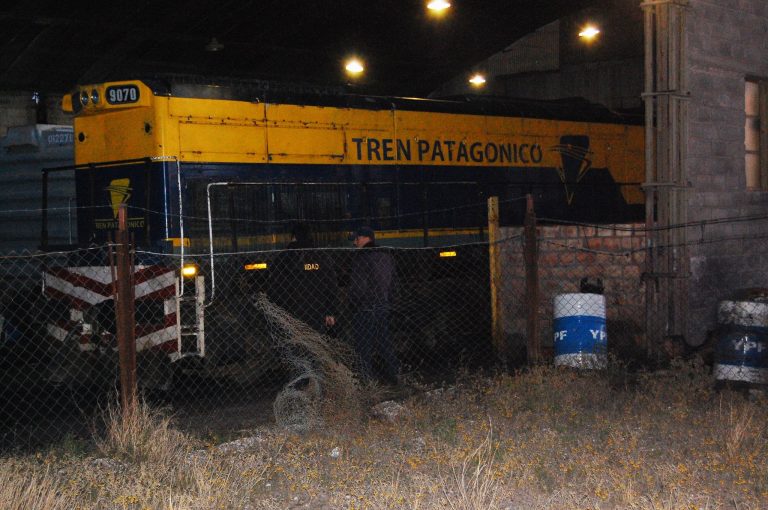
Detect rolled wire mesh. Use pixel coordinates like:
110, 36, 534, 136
254, 293, 360, 432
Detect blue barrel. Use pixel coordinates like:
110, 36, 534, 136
553, 293, 607, 369
714, 300, 768, 384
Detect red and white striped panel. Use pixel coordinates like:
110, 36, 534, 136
44, 265, 176, 309
44, 265, 178, 353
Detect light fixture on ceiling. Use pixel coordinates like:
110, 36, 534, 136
578, 25, 600, 41
427, 0, 451, 12
469, 73, 486, 87
205, 37, 224, 52
345, 58, 365, 77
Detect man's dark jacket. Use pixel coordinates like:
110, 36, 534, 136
348, 241, 395, 312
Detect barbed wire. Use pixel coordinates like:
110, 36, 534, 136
0, 243, 115, 259
539, 212, 768, 233
136, 238, 511, 258
0, 205, 102, 215
0, 192, 531, 225
10, 199, 768, 236
539, 239, 634, 258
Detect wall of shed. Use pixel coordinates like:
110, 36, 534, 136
685, 0, 768, 343
432, 4, 644, 112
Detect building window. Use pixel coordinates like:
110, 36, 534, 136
745, 79, 767, 190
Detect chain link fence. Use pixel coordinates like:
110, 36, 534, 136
1, 210, 768, 448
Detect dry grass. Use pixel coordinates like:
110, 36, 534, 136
95, 398, 191, 465
2, 360, 768, 509
0, 466, 71, 510
440, 424, 499, 510
722, 397, 760, 462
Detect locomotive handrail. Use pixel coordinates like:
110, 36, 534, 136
147, 156, 186, 295
206, 182, 225, 306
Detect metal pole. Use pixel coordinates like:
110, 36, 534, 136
487, 196, 504, 360
41, 169, 49, 250
524, 194, 540, 364
642, 1, 657, 357
641, 0, 690, 356
115, 203, 137, 412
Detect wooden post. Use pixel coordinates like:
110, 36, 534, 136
524, 194, 540, 364
487, 196, 505, 360
115, 204, 137, 412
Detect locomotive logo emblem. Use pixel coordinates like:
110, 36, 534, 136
550, 136, 592, 204
105, 178, 132, 218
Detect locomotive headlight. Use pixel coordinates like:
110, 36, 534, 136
79, 90, 89, 106
181, 264, 198, 278
90, 89, 100, 104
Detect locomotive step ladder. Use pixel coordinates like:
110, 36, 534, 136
175, 275, 206, 359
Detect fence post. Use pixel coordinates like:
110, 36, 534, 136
115, 204, 137, 412
41, 169, 49, 250
487, 196, 505, 360
524, 194, 541, 364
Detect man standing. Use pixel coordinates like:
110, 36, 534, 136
348, 226, 399, 384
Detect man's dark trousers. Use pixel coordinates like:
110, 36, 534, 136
352, 308, 399, 383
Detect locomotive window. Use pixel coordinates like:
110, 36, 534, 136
195, 181, 349, 250
367, 183, 396, 230
396, 183, 423, 231
425, 182, 484, 229
745, 79, 768, 191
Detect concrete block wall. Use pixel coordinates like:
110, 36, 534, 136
499, 223, 646, 359
685, 0, 768, 343
431, 3, 644, 111
500, 59, 644, 111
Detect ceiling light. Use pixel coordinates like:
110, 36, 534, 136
578, 25, 600, 40
205, 37, 224, 52
427, 0, 451, 12
469, 74, 486, 86
345, 58, 364, 76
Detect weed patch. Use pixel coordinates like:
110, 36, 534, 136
3, 364, 767, 508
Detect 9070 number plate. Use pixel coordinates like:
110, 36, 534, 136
106, 85, 140, 105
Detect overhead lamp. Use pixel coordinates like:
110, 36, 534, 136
578, 25, 600, 40
205, 37, 224, 52
469, 73, 486, 87
427, 0, 451, 12
345, 58, 364, 76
